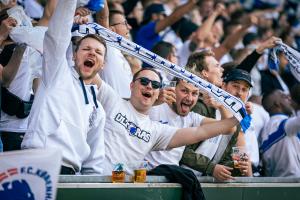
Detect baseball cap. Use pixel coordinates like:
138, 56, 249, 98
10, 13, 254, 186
143, 3, 165, 23
223, 69, 253, 87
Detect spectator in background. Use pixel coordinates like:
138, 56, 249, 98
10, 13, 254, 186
151, 41, 178, 81
135, 0, 198, 50
100, 9, 134, 99
259, 85, 300, 177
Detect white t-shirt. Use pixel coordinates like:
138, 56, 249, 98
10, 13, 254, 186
178, 40, 192, 67
145, 103, 204, 168
100, 46, 132, 98
259, 113, 300, 177
244, 123, 260, 167
21, 0, 106, 175
0, 46, 42, 132
98, 82, 179, 175
250, 103, 270, 138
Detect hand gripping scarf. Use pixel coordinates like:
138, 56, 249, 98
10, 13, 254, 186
75, 23, 252, 132
269, 41, 300, 82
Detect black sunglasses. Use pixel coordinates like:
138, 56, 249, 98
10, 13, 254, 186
134, 77, 161, 89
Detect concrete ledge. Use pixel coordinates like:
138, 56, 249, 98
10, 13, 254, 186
57, 176, 300, 200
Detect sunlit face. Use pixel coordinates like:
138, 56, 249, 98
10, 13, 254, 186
110, 13, 132, 38
201, 56, 223, 87
130, 70, 161, 114
168, 47, 178, 65
198, 0, 214, 18
222, 80, 250, 102
172, 80, 199, 116
73, 37, 106, 84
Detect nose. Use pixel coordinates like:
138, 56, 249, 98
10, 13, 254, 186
88, 49, 96, 56
185, 92, 193, 101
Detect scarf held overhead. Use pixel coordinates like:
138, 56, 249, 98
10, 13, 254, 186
75, 23, 251, 132
269, 41, 300, 82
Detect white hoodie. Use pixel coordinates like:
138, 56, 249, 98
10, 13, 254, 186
21, 0, 105, 175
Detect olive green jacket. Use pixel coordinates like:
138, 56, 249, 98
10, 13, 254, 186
180, 99, 242, 176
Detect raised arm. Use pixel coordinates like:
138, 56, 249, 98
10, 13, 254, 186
168, 116, 238, 149
96, 0, 109, 28
192, 3, 225, 45
42, 0, 77, 85
237, 36, 282, 72
213, 15, 257, 60
37, 0, 58, 27
155, 0, 197, 33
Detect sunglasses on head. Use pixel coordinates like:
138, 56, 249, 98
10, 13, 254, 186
134, 77, 161, 89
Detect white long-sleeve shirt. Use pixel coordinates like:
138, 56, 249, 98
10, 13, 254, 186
259, 112, 300, 177
21, 0, 106, 174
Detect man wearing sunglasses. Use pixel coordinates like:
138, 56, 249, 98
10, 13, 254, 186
98, 67, 239, 175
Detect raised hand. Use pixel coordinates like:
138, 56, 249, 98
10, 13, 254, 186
0, 17, 17, 41
256, 36, 282, 54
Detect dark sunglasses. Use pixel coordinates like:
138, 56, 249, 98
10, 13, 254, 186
134, 77, 161, 89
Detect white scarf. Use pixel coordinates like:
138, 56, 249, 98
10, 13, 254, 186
270, 41, 300, 82
75, 23, 252, 131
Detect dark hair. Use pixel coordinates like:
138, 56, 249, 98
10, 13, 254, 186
75, 34, 107, 58
0, 8, 9, 25
291, 83, 300, 105
132, 67, 162, 85
186, 49, 214, 72
261, 89, 277, 113
152, 41, 174, 59
109, 10, 125, 26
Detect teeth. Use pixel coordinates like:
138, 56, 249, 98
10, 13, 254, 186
142, 92, 151, 98
84, 60, 94, 68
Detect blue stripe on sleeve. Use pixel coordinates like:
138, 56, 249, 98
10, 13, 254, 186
259, 119, 288, 154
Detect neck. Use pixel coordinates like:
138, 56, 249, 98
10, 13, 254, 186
129, 99, 149, 115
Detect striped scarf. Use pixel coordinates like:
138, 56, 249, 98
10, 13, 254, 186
75, 23, 252, 132
269, 42, 300, 82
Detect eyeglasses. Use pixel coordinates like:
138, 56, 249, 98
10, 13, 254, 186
110, 20, 129, 27
134, 77, 161, 89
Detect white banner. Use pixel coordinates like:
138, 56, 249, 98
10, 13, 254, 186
0, 148, 61, 200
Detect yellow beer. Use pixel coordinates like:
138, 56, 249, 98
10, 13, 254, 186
112, 170, 125, 183
133, 169, 147, 183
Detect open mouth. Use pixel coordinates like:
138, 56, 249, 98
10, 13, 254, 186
142, 91, 152, 98
84, 60, 94, 68
180, 102, 192, 113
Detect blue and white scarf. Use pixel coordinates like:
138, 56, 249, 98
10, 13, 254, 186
269, 41, 300, 82
74, 23, 252, 132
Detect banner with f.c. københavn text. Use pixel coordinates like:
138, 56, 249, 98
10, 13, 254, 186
0, 148, 61, 200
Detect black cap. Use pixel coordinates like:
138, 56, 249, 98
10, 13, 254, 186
143, 3, 165, 23
223, 69, 253, 87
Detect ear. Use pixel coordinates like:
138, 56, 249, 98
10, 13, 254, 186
221, 82, 226, 89
130, 81, 134, 91
201, 70, 208, 79
109, 26, 116, 32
